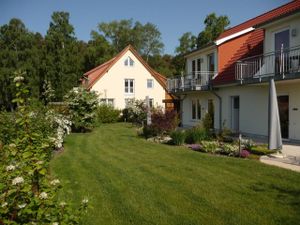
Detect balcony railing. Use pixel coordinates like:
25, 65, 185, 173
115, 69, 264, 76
167, 71, 215, 93
236, 46, 300, 83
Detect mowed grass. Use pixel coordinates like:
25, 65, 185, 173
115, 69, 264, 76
51, 123, 300, 225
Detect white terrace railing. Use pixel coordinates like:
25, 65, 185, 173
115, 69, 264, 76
167, 71, 216, 93
235, 46, 300, 83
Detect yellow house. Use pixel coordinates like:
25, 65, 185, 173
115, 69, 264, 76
82, 45, 174, 110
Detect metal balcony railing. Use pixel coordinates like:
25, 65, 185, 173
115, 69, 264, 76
167, 71, 215, 93
235, 46, 300, 83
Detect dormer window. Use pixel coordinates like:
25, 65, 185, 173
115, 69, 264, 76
124, 56, 134, 67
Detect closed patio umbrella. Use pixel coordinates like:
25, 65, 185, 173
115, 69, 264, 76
268, 78, 282, 150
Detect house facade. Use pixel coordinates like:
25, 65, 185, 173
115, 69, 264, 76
167, 0, 300, 142
83, 45, 174, 110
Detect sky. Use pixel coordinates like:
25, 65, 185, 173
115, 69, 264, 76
0, 0, 290, 55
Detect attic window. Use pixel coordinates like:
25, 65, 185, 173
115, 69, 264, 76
124, 57, 134, 67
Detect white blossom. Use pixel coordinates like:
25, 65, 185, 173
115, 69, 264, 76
50, 179, 60, 186
1, 202, 8, 207
18, 203, 27, 209
60, 201, 66, 207
52, 223, 59, 225
39, 192, 48, 200
13, 76, 24, 83
82, 198, 88, 204
12, 176, 24, 185
9, 143, 16, 148
6, 165, 16, 171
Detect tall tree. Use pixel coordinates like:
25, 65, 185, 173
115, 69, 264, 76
84, 30, 114, 71
45, 11, 82, 100
0, 18, 42, 110
175, 32, 197, 55
197, 13, 230, 48
97, 19, 164, 61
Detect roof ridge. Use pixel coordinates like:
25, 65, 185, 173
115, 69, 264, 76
217, 0, 300, 40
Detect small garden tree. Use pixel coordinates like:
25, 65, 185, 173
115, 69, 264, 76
64, 87, 99, 132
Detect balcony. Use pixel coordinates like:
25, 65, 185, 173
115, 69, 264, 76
167, 71, 215, 93
235, 46, 300, 84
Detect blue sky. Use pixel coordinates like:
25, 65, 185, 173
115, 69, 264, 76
0, 0, 289, 55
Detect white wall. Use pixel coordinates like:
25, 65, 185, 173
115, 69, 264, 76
181, 92, 218, 127
264, 13, 300, 53
214, 80, 300, 141
186, 47, 218, 74
90, 50, 166, 109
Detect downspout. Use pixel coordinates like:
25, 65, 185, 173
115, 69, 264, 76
210, 88, 222, 132
179, 94, 187, 127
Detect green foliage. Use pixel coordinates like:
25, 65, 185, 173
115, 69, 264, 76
122, 99, 147, 125
149, 109, 179, 136
199, 140, 219, 153
175, 32, 197, 55
249, 145, 277, 156
185, 126, 210, 144
170, 130, 186, 145
64, 87, 98, 132
96, 104, 120, 123
0, 111, 16, 145
0, 73, 87, 224
219, 143, 239, 156
97, 19, 164, 59
197, 13, 230, 48
202, 112, 213, 133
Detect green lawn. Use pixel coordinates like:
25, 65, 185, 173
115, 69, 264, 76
51, 123, 300, 225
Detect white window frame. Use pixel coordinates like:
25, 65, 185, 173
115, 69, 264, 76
191, 99, 201, 120
147, 79, 154, 88
100, 98, 115, 107
124, 56, 134, 67
124, 79, 134, 94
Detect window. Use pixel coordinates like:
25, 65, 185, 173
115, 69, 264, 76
192, 100, 196, 120
207, 53, 215, 71
192, 60, 196, 76
191, 99, 201, 120
100, 98, 114, 106
124, 56, 134, 67
147, 79, 154, 88
197, 99, 201, 120
125, 79, 134, 94
149, 98, 154, 108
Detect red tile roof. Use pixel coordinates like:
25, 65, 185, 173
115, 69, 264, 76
83, 45, 167, 90
217, 0, 300, 41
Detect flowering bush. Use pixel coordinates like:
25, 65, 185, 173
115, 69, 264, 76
240, 149, 250, 158
122, 99, 147, 125
64, 87, 98, 132
199, 140, 219, 153
46, 110, 72, 149
219, 143, 239, 156
0, 72, 87, 224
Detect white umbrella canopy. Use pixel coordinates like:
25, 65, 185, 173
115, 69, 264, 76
268, 78, 282, 150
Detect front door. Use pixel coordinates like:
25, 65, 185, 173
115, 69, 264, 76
231, 96, 240, 133
277, 95, 289, 139
275, 29, 289, 74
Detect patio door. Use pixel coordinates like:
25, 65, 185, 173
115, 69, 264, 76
231, 96, 239, 133
275, 29, 289, 74
277, 95, 289, 139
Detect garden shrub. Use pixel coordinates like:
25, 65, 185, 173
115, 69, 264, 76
96, 104, 120, 123
185, 126, 209, 144
142, 125, 158, 139
0, 110, 16, 145
249, 145, 276, 155
240, 149, 250, 158
200, 140, 219, 153
170, 130, 186, 145
242, 138, 255, 150
149, 109, 179, 136
122, 99, 147, 125
64, 87, 98, 132
0, 73, 87, 224
202, 112, 213, 133
219, 143, 239, 156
